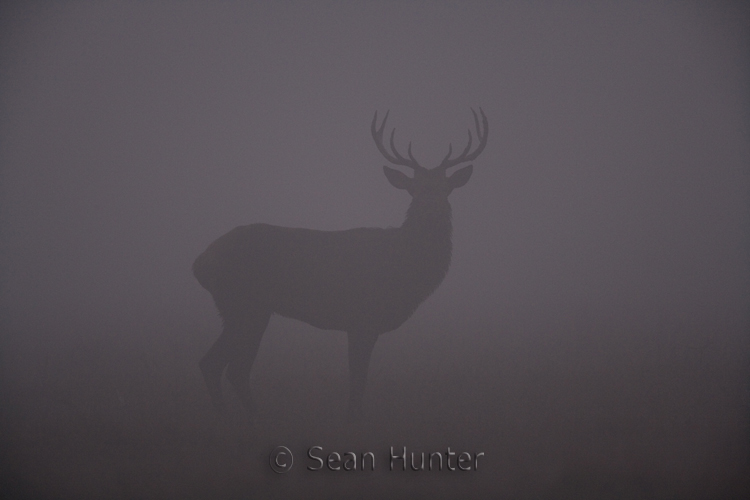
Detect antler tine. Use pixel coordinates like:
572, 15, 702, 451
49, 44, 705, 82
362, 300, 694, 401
370, 110, 388, 144
389, 129, 412, 166
436, 107, 488, 171
371, 111, 424, 171
470, 107, 489, 158
407, 142, 420, 165
439, 143, 453, 166
460, 129, 474, 159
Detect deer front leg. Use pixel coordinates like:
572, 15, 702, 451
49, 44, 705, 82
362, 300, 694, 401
347, 331, 379, 422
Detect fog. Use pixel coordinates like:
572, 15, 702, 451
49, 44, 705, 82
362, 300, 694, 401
1, 1, 748, 498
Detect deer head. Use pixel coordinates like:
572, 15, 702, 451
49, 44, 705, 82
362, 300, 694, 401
371, 108, 488, 201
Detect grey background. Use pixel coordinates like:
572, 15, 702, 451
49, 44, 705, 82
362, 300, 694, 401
1, 1, 748, 498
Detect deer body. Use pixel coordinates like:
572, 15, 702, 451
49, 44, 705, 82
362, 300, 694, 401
196, 109, 487, 420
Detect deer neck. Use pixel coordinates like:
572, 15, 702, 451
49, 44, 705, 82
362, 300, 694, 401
401, 198, 453, 266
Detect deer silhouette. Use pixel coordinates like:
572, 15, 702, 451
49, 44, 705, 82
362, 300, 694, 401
194, 109, 488, 421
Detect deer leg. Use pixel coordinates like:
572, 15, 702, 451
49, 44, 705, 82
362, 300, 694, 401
225, 310, 271, 420
199, 324, 237, 414
347, 331, 379, 422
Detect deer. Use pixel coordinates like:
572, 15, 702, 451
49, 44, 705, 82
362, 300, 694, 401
193, 108, 488, 421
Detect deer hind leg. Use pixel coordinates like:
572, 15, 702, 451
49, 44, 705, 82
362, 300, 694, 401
347, 331, 379, 422
225, 309, 271, 419
199, 322, 236, 414
199, 299, 270, 414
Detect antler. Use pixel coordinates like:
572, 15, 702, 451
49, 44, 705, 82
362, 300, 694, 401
435, 108, 488, 171
371, 111, 426, 172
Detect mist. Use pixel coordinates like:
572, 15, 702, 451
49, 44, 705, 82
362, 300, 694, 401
1, 1, 748, 498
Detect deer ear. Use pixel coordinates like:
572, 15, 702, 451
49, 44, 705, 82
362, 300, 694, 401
383, 166, 411, 190
447, 164, 473, 189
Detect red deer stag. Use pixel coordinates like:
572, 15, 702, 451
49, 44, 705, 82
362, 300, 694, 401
194, 109, 488, 421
